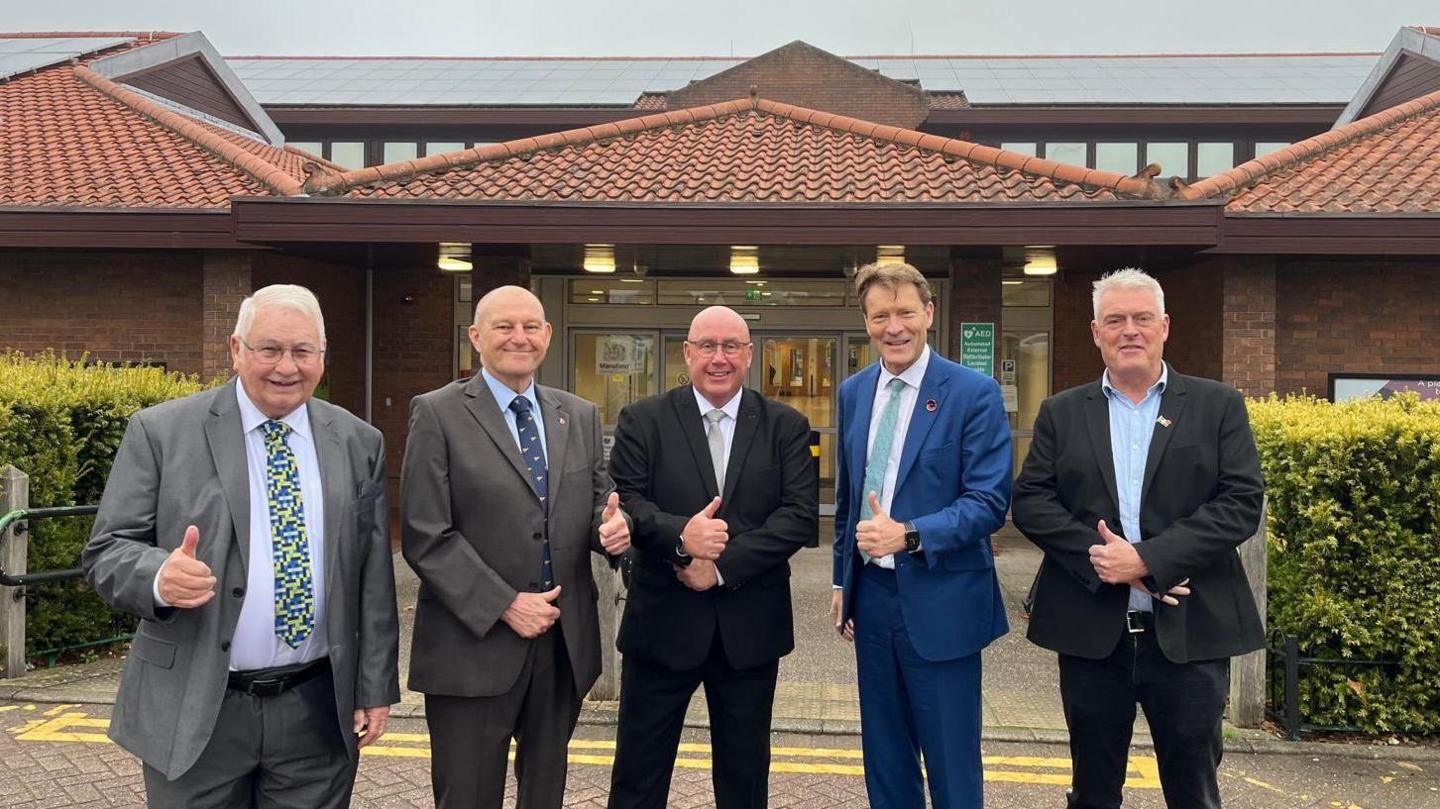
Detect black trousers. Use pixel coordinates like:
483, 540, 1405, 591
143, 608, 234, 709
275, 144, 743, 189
1058, 613, 1230, 809
426, 628, 581, 809
608, 635, 780, 809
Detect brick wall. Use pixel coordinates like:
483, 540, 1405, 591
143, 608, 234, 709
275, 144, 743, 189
1053, 268, 1103, 393
1221, 259, 1276, 396
252, 253, 367, 418
0, 250, 205, 374
948, 257, 1002, 371
1275, 259, 1440, 396
202, 252, 253, 381
666, 42, 930, 129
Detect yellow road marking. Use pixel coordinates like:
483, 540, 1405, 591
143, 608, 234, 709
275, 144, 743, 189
3, 708, 1163, 787
42, 703, 78, 716
0, 706, 17, 712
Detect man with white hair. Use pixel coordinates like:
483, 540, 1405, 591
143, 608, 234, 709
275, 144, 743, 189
85, 284, 399, 809
1013, 268, 1265, 809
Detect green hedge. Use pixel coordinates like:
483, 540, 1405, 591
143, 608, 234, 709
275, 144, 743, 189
0, 353, 205, 657
1251, 393, 1440, 734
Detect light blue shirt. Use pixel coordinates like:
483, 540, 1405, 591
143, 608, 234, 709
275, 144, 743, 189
482, 367, 547, 465
1102, 364, 1168, 613
232, 381, 328, 670
866, 344, 931, 570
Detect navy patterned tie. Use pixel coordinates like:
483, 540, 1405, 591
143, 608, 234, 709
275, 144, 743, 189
509, 396, 553, 589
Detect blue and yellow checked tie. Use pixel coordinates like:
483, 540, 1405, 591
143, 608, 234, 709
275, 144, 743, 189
858, 378, 908, 562
509, 396, 553, 589
261, 420, 315, 648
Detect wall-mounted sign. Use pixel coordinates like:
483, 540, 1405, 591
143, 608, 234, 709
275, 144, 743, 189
1329, 373, 1440, 402
595, 335, 651, 375
960, 322, 995, 378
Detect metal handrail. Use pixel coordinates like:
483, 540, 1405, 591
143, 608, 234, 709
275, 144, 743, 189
0, 506, 99, 586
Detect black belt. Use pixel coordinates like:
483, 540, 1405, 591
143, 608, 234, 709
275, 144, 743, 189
227, 657, 330, 697
1126, 610, 1154, 634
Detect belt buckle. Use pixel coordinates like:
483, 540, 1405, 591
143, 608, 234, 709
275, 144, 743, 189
1126, 611, 1146, 634
245, 677, 285, 697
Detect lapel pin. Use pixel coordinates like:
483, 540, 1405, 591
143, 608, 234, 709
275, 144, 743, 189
925, 399, 938, 412
558, 417, 567, 426
1156, 415, 1172, 428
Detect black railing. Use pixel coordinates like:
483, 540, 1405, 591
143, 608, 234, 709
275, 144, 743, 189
1267, 631, 1399, 740
0, 506, 98, 586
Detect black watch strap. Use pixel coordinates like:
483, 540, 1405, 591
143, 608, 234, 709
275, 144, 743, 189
674, 536, 694, 567
903, 522, 922, 554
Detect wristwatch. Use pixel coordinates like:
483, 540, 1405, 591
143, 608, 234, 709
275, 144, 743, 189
674, 536, 694, 567
903, 522, 922, 554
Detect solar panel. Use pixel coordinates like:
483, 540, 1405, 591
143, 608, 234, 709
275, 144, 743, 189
0, 36, 134, 82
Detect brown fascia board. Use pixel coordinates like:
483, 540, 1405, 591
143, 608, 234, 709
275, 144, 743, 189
0, 206, 251, 249
1210, 213, 1440, 255
926, 105, 1347, 127
263, 106, 644, 128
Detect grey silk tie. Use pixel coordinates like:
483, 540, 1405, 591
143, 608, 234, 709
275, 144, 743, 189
705, 409, 727, 493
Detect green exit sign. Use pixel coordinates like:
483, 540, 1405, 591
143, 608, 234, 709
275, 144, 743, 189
745, 288, 762, 300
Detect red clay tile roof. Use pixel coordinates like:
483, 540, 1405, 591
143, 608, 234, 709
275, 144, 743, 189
1179, 89, 1440, 213
632, 92, 668, 110
0, 34, 301, 209
314, 97, 1162, 203
927, 91, 969, 110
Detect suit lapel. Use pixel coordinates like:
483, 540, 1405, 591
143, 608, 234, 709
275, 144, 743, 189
721, 390, 761, 505
1084, 385, 1121, 514
308, 402, 345, 607
847, 364, 880, 504
205, 380, 250, 577
463, 375, 541, 501
894, 363, 949, 492
670, 387, 720, 498
1141, 367, 1188, 502
538, 387, 569, 508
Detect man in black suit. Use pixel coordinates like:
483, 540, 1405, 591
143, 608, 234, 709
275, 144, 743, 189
1013, 268, 1265, 809
606, 305, 818, 809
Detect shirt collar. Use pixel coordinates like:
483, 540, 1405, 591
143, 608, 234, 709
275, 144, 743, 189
1101, 362, 1169, 400
482, 367, 539, 414
235, 379, 311, 441
879, 344, 931, 392
694, 386, 743, 421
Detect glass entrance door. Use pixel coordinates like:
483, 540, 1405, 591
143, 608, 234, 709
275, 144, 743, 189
756, 335, 837, 514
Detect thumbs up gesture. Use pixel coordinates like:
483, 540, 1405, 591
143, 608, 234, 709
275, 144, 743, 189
597, 491, 631, 555
856, 492, 906, 558
1088, 519, 1151, 584
681, 496, 728, 560
157, 525, 216, 608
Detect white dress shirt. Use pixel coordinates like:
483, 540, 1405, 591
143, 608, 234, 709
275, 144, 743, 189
865, 345, 931, 569
694, 386, 742, 584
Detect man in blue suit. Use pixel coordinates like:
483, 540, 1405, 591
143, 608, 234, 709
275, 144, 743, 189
830, 261, 1013, 809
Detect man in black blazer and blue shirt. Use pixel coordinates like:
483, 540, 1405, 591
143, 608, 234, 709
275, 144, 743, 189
606, 305, 818, 809
1013, 268, 1265, 809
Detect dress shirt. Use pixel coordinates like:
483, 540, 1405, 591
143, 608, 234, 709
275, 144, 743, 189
865, 345, 931, 569
482, 367, 548, 466
1101, 363, 1169, 613
693, 386, 742, 585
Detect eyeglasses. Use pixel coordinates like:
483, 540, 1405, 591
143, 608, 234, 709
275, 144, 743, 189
238, 337, 325, 367
686, 340, 752, 358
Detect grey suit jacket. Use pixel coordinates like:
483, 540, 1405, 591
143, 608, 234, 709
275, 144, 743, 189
82, 379, 400, 780
400, 374, 615, 698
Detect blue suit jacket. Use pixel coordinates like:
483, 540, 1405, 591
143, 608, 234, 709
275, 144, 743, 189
832, 351, 1013, 661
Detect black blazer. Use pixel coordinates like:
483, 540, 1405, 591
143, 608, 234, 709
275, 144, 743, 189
1012, 366, 1265, 664
609, 386, 818, 671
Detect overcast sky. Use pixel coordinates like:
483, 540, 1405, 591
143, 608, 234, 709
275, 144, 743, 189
8, 0, 1434, 57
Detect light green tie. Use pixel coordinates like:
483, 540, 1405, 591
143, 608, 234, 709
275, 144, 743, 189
859, 378, 907, 563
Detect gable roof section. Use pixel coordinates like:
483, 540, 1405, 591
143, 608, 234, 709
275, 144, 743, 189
0, 32, 306, 209
1336, 26, 1440, 125
1178, 89, 1440, 213
306, 97, 1164, 204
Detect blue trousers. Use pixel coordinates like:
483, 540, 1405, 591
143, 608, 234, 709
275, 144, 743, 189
854, 563, 985, 809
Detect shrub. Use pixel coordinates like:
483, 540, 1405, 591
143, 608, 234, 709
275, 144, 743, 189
1251, 393, 1440, 734
0, 353, 205, 657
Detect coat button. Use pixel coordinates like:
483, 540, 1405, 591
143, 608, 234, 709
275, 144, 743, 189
231, 587, 245, 599
528, 581, 538, 589
533, 532, 543, 540
220, 641, 231, 652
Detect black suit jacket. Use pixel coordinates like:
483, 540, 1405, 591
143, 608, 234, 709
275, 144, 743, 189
609, 386, 818, 672
1013, 365, 1265, 664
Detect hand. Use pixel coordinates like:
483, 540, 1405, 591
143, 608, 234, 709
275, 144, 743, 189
1089, 520, 1151, 584
855, 493, 906, 558
675, 558, 719, 591
1132, 577, 1192, 607
830, 589, 854, 642
353, 705, 390, 748
598, 492, 631, 555
157, 525, 216, 608
681, 497, 728, 560
501, 586, 562, 639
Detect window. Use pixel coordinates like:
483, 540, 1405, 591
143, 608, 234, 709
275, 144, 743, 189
1000, 142, 1037, 156
424, 142, 465, 156
382, 142, 419, 163
288, 141, 323, 158
1044, 142, 1086, 167
1094, 143, 1138, 175
1254, 141, 1289, 158
329, 142, 366, 170
1196, 142, 1236, 178
1144, 143, 1189, 178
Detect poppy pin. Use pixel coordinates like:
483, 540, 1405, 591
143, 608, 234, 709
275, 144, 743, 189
1156, 415, 1172, 428
925, 399, 938, 412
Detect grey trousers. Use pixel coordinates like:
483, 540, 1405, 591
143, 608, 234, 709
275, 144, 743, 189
142, 672, 357, 809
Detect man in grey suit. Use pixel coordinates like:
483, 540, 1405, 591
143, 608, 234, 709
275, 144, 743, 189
401, 284, 631, 809
83, 284, 400, 809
